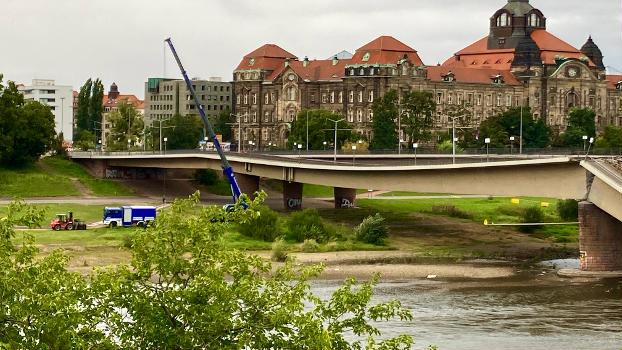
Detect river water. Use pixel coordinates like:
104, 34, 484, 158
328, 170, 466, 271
309, 260, 622, 350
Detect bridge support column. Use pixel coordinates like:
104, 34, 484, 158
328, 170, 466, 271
236, 174, 260, 198
283, 181, 303, 210
579, 201, 622, 271
334, 187, 356, 209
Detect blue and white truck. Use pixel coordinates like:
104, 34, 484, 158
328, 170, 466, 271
103, 206, 157, 227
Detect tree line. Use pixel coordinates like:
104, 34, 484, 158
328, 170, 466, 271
0, 195, 417, 350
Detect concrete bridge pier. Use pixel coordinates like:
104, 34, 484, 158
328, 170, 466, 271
283, 181, 303, 210
334, 187, 356, 209
579, 201, 622, 271
235, 174, 260, 198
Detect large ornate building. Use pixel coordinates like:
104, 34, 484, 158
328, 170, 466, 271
232, 0, 621, 148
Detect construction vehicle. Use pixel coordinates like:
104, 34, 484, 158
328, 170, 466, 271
50, 212, 87, 231
165, 38, 244, 209
103, 206, 156, 228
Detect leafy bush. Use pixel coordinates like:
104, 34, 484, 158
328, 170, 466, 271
271, 238, 288, 262
437, 140, 464, 154
301, 239, 320, 252
557, 199, 579, 221
237, 205, 282, 242
519, 206, 544, 232
431, 204, 472, 219
355, 213, 389, 245
285, 208, 330, 243
193, 169, 219, 186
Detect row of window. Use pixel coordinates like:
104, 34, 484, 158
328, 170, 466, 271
436, 91, 523, 107
236, 89, 375, 105
346, 65, 418, 77
495, 12, 542, 27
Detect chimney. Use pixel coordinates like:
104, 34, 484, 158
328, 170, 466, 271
285, 58, 290, 67
332, 55, 338, 66
303, 56, 309, 67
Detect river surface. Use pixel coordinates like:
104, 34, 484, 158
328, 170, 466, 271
308, 260, 622, 350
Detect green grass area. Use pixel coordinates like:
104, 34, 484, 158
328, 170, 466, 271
377, 191, 453, 197
42, 157, 134, 196
0, 164, 79, 197
356, 196, 578, 242
16, 227, 127, 247
203, 179, 235, 196
0, 203, 123, 226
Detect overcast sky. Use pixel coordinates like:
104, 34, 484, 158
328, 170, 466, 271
2, 0, 620, 99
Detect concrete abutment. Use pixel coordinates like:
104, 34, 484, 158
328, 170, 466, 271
334, 187, 356, 209
283, 181, 303, 210
579, 201, 622, 271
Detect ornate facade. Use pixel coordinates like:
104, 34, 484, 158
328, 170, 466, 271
232, 0, 621, 149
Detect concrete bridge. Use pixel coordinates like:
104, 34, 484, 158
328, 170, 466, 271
71, 151, 621, 272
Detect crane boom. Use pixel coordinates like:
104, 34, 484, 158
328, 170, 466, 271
164, 38, 243, 203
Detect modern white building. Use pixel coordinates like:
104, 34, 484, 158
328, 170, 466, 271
18, 79, 74, 142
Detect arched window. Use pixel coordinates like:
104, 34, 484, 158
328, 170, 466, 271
528, 13, 540, 27
497, 12, 510, 26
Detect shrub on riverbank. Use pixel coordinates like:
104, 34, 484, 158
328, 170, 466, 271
519, 206, 544, 232
237, 204, 282, 242
285, 208, 331, 243
355, 213, 389, 245
557, 199, 578, 221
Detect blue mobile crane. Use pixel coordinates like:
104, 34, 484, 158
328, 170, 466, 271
164, 38, 244, 207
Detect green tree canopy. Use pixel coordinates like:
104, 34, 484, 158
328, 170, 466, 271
594, 125, 622, 148
401, 90, 437, 143
370, 90, 399, 150
476, 107, 551, 149
288, 109, 352, 150
214, 107, 232, 141
1, 194, 416, 350
563, 107, 596, 147
0, 75, 56, 166
75, 78, 104, 139
162, 114, 204, 150
105, 99, 144, 151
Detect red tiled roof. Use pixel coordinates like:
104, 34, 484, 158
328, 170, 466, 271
265, 58, 352, 82
235, 44, 297, 71
427, 66, 520, 85
445, 30, 594, 69
352, 36, 424, 65
102, 94, 143, 109
606, 75, 622, 90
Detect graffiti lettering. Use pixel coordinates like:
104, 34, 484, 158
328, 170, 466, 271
340, 198, 354, 208
287, 198, 302, 209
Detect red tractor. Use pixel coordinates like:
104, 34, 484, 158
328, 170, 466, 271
50, 212, 87, 231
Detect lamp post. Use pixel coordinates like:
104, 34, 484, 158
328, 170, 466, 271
127, 139, 131, 154
163, 137, 168, 155
519, 106, 523, 154
450, 116, 458, 164
510, 136, 515, 154
413, 142, 418, 165
323, 141, 327, 151
98, 139, 102, 154
203, 136, 208, 151
328, 118, 345, 163
351, 145, 356, 165
248, 140, 253, 154
582, 135, 588, 151
268, 142, 272, 151
306, 110, 309, 151
60, 96, 65, 141
230, 113, 247, 153
485, 138, 490, 162
585, 137, 594, 159
297, 143, 302, 158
